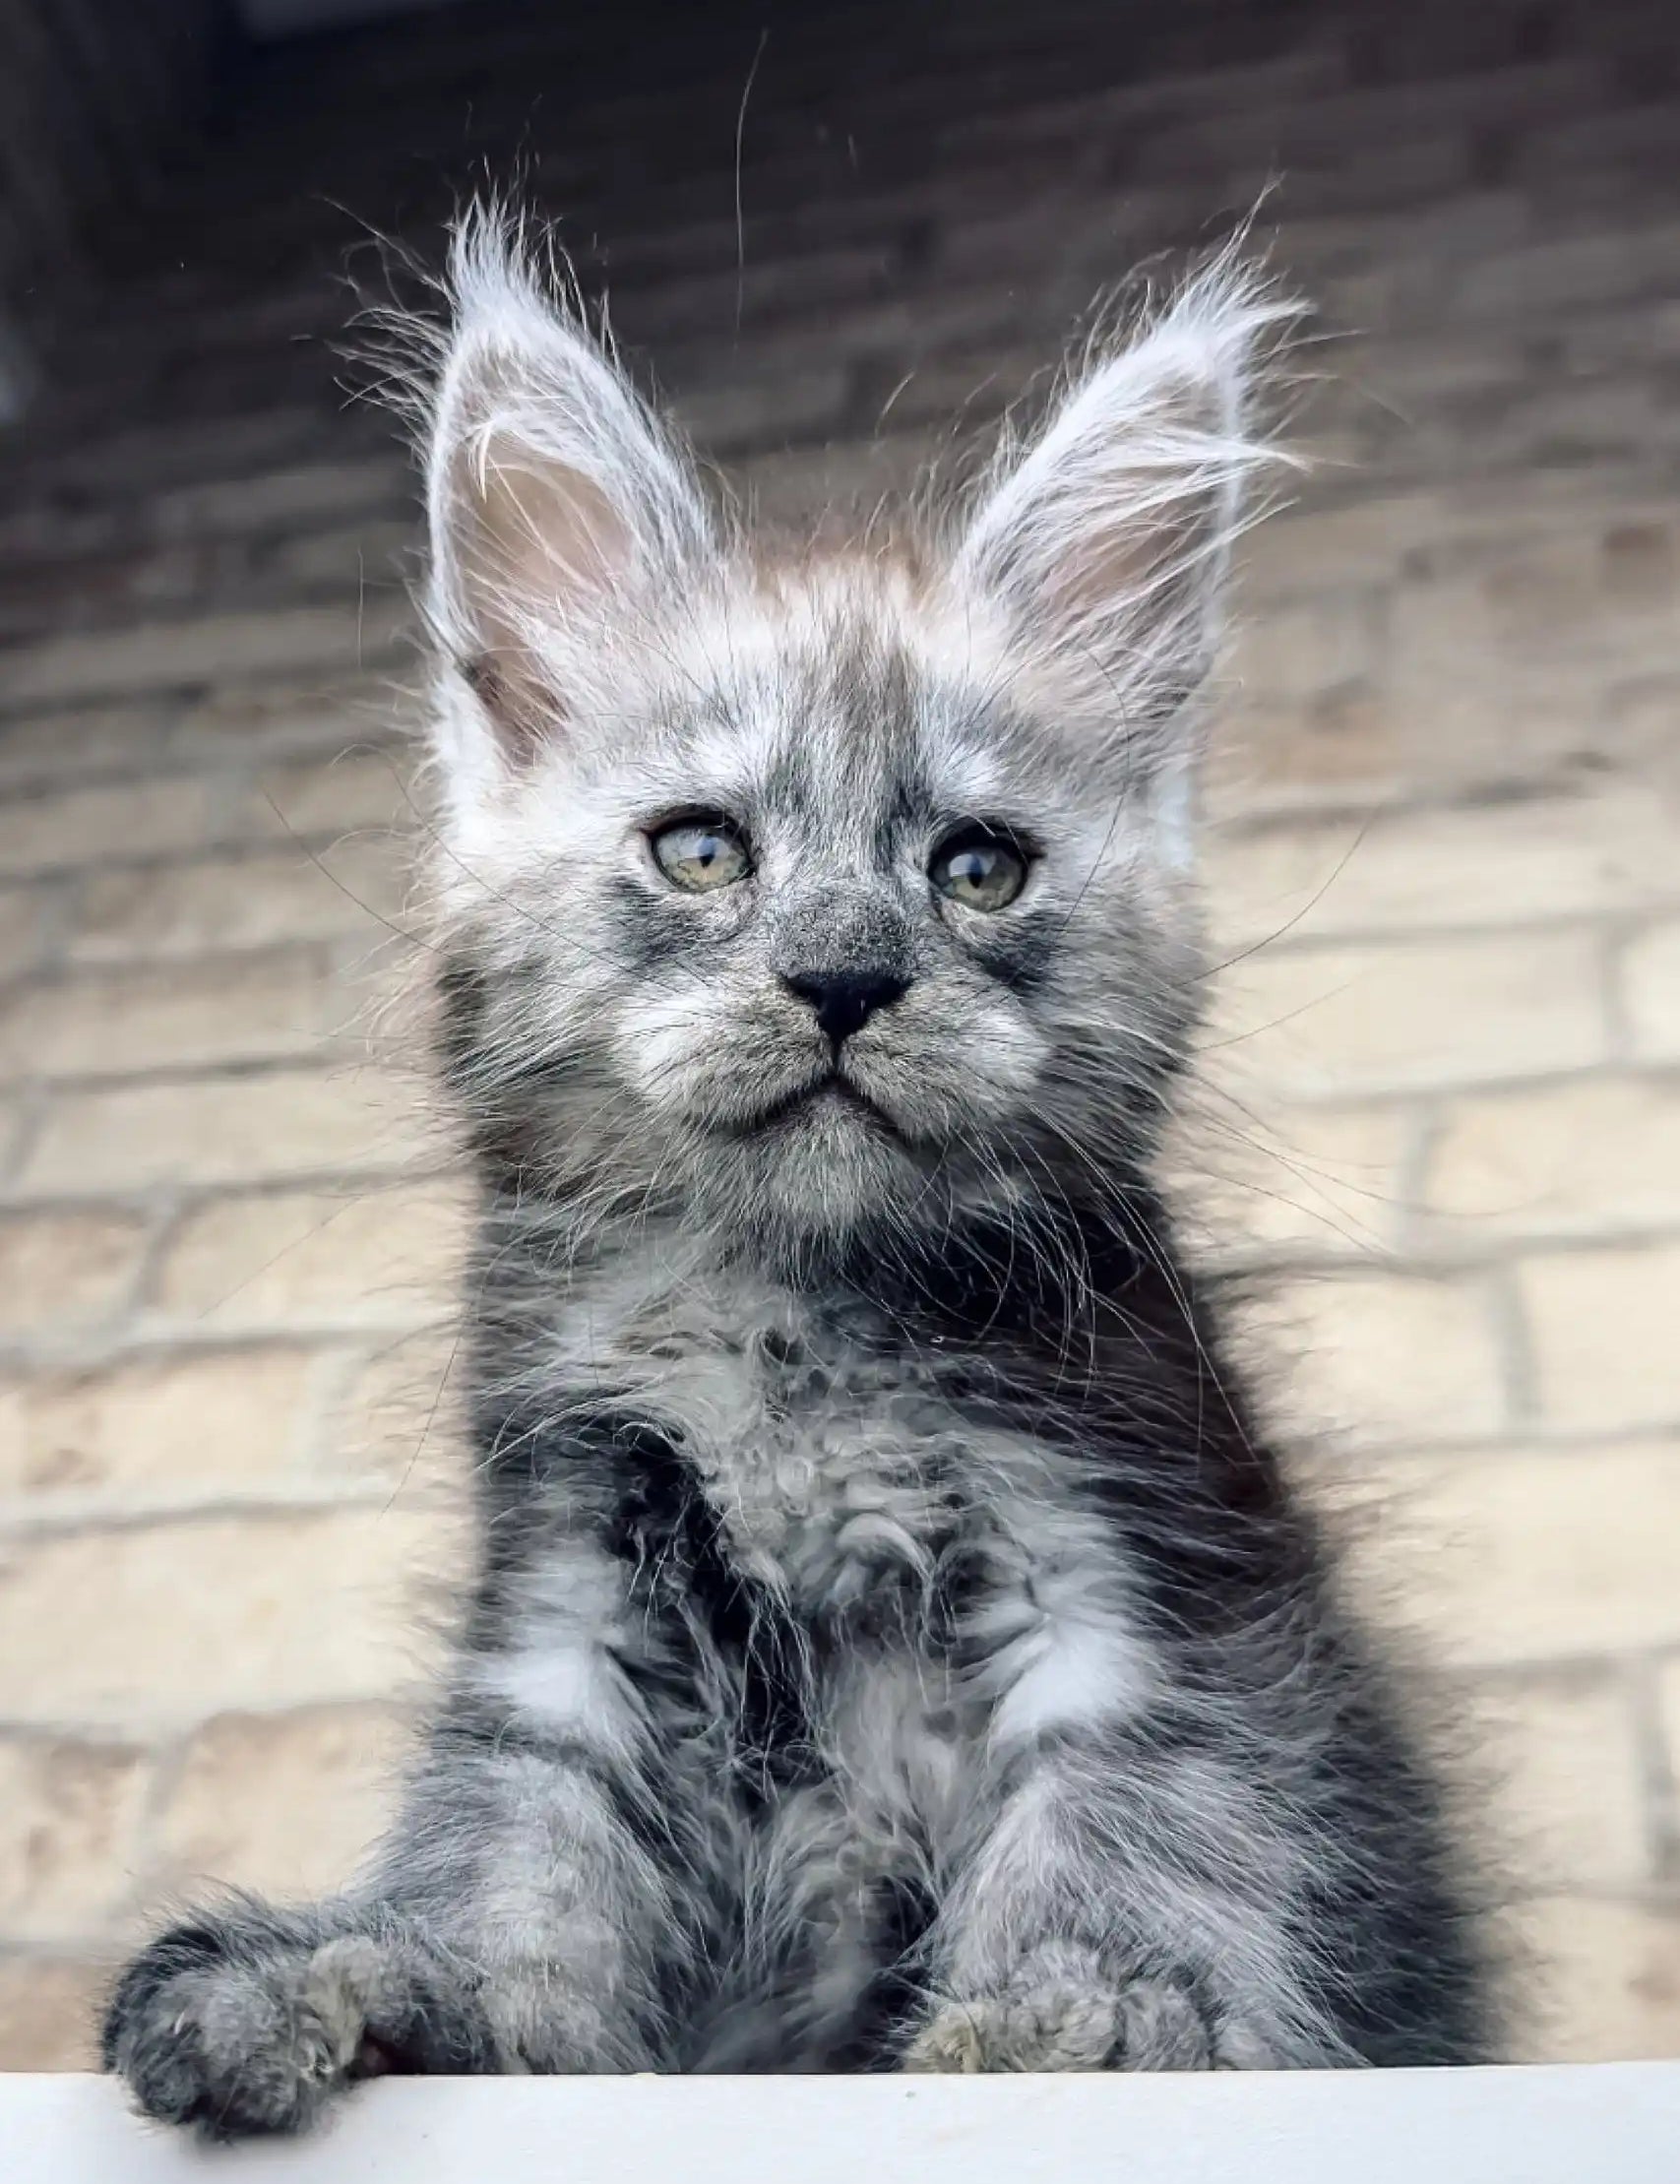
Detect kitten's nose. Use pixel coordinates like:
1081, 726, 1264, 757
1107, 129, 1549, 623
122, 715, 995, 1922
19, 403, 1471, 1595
782, 968, 909, 1045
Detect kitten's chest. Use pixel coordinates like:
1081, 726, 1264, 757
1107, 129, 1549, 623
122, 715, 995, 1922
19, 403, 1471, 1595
703, 1342, 967, 1614
614, 1286, 968, 1612
575, 1265, 1158, 1770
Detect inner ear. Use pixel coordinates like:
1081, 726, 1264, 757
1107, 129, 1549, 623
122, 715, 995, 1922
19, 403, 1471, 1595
442, 438, 634, 754
421, 207, 716, 773
1047, 474, 1224, 636
458, 650, 560, 765
955, 260, 1293, 734
462, 442, 634, 608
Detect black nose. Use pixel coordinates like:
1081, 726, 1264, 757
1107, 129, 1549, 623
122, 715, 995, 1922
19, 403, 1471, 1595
783, 968, 909, 1045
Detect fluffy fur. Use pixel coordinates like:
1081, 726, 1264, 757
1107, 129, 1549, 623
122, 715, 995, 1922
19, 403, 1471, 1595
103, 206, 1490, 2136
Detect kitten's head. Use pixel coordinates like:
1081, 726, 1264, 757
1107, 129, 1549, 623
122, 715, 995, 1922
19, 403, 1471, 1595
417, 207, 1290, 1268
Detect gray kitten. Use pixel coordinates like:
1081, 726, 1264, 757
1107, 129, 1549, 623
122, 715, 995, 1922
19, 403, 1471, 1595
103, 209, 1490, 2135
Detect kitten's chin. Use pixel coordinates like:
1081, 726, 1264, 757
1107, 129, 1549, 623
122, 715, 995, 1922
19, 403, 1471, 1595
697, 1089, 941, 1258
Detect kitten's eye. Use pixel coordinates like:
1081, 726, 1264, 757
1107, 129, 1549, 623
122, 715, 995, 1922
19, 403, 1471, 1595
650, 817, 751, 893
930, 828, 1028, 913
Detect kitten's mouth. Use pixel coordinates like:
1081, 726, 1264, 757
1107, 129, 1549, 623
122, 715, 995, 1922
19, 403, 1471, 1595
727, 1070, 901, 1141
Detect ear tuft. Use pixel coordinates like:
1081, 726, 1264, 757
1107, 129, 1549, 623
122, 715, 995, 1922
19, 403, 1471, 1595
421, 200, 713, 757
958, 251, 1302, 726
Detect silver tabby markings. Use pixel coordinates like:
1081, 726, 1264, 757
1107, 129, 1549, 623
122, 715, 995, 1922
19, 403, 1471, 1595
102, 204, 1491, 2137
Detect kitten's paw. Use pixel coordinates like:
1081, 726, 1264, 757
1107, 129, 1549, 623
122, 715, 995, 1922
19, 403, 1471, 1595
102, 1913, 495, 2139
904, 1971, 1213, 2074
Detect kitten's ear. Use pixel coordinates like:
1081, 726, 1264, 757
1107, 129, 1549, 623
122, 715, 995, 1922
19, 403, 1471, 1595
424, 209, 712, 758
957, 260, 1294, 732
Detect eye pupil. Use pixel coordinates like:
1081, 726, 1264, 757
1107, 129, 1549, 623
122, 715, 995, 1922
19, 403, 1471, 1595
651, 817, 750, 893
931, 829, 1027, 912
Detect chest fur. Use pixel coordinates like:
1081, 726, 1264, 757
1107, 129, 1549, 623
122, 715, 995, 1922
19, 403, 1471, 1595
545, 1266, 1160, 1751
632, 1310, 968, 1614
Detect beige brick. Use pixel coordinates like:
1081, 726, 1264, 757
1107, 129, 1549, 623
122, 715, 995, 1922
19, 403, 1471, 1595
1608, 678, 1680, 790
734, 433, 935, 528
242, 748, 424, 843
1657, 1658, 1680, 1811
0, 1508, 460, 1728
0, 779, 216, 877
156, 1705, 409, 1901
1442, 530, 1659, 656
0, 1211, 148, 1335
152, 459, 409, 541
1479, 1672, 1649, 1895
0, 890, 44, 979
266, 519, 415, 594
169, 674, 412, 758
1520, 1246, 1680, 1434
334, 1327, 470, 1500
1241, 492, 1443, 596
1206, 785, 1679, 952
0, 1957, 103, 2069
0, 1348, 318, 1509
0, 1740, 151, 1941
1241, 1273, 1506, 1445
1623, 922, 1680, 1063
344, 941, 433, 1052
1213, 686, 1404, 808
14, 1066, 437, 1195
70, 838, 417, 962
0, 698, 171, 791
1511, 1898, 1680, 2064
154, 1179, 466, 1332
1210, 932, 1606, 1099
0, 602, 409, 709
1424, 1078, 1680, 1244
1347, 1444, 1680, 1667
672, 367, 851, 453
0, 953, 337, 1081
1169, 1102, 1411, 1263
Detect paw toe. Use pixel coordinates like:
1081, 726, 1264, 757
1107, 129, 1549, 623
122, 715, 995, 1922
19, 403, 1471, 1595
905, 1986, 1122, 2073
902, 2005, 993, 2074
905, 1972, 1215, 2074
105, 1918, 498, 2135
104, 1926, 344, 2138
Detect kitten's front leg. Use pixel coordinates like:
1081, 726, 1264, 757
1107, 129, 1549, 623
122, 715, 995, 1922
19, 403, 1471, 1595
904, 1731, 1339, 2075
105, 1652, 691, 2134
102, 1904, 500, 2137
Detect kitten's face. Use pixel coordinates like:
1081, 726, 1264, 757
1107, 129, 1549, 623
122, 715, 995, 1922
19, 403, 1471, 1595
440, 567, 1198, 1256
422, 214, 1276, 1258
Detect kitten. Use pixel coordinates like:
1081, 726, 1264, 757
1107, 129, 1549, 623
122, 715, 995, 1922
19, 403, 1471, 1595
103, 208, 1491, 2134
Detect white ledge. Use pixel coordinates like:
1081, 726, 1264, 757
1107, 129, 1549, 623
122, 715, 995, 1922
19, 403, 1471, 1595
5, 2066, 1679, 2181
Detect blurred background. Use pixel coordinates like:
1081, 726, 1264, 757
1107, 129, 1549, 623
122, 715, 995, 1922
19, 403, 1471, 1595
1, 0, 1678, 2071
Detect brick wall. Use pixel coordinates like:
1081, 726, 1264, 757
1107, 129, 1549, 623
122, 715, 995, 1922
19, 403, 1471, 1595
1, 0, 1678, 2069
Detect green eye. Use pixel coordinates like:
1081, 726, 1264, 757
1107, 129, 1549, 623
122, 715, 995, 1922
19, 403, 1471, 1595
930, 828, 1028, 912
651, 817, 751, 893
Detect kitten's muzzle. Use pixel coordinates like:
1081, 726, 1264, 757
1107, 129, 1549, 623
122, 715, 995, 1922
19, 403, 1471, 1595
722, 1067, 902, 1144
780, 968, 909, 1047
